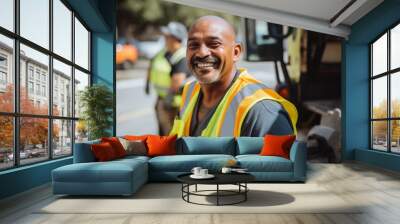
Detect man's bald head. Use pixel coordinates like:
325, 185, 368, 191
189, 16, 236, 41
186, 15, 241, 85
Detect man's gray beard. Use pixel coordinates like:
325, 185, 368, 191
195, 72, 221, 84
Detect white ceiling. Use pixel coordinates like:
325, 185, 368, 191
227, 0, 352, 23
164, 0, 384, 38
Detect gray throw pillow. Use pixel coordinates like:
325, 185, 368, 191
118, 138, 147, 156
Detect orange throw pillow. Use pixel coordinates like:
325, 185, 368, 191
260, 134, 296, 159
101, 137, 127, 158
91, 142, 117, 161
146, 135, 177, 157
124, 134, 156, 141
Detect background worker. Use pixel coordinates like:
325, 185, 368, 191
145, 21, 191, 135
170, 16, 297, 137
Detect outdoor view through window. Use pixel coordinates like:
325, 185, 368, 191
371, 23, 400, 153
0, 0, 90, 170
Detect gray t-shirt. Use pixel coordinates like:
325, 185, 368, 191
240, 100, 293, 136
189, 78, 293, 137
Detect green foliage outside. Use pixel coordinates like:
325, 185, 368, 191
79, 84, 114, 140
118, 0, 240, 38
372, 99, 400, 142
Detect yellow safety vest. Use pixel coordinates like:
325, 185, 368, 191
149, 48, 186, 105
170, 68, 298, 137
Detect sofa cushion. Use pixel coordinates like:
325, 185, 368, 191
236, 155, 293, 172
260, 135, 296, 159
149, 154, 235, 172
177, 137, 235, 155
101, 137, 127, 158
124, 134, 156, 141
118, 138, 147, 156
52, 158, 147, 183
91, 142, 118, 161
147, 135, 177, 157
114, 155, 150, 165
236, 137, 264, 155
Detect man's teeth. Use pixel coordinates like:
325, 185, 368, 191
196, 63, 214, 68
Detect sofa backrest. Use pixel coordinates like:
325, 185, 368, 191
73, 139, 100, 163
177, 137, 236, 155
236, 137, 264, 155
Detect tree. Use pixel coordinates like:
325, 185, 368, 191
0, 84, 59, 151
118, 0, 240, 39
372, 99, 400, 142
372, 99, 387, 139
0, 85, 15, 149
79, 84, 113, 140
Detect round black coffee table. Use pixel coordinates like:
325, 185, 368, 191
177, 173, 255, 206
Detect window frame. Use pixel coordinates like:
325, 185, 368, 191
0, 0, 92, 171
370, 20, 400, 154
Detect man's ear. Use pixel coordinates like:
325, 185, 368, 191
233, 42, 242, 62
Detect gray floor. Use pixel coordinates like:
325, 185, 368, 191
1, 162, 400, 224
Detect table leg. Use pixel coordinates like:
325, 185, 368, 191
187, 184, 190, 202
245, 183, 247, 201
217, 184, 219, 206
195, 184, 197, 192
181, 184, 183, 199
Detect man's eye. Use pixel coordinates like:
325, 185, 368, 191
208, 42, 220, 48
188, 44, 199, 49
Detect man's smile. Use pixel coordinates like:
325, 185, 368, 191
191, 56, 221, 72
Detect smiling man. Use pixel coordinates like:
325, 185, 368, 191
170, 16, 298, 137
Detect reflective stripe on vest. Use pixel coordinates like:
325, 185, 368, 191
149, 48, 186, 97
179, 81, 199, 116
170, 68, 298, 137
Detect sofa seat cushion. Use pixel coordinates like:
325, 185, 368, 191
116, 155, 150, 163
52, 159, 147, 183
236, 155, 293, 172
149, 154, 235, 172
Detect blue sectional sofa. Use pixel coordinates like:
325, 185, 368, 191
52, 137, 307, 196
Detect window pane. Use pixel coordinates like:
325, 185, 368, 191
20, 0, 49, 49
0, 116, 13, 170
20, 117, 49, 165
75, 120, 88, 143
372, 121, 388, 151
53, 0, 72, 60
75, 18, 89, 70
372, 33, 387, 76
53, 59, 72, 117
53, 119, 72, 157
74, 69, 89, 118
391, 24, 400, 70
20, 44, 49, 115
0, 0, 14, 31
0, 35, 14, 112
391, 72, 400, 118
391, 120, 400, 153
372, 77, 387, 119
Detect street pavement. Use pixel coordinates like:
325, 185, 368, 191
116, 59, 277, 136
117, 60, 158, 136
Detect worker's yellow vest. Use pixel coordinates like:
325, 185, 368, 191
149, 48, 186, 105
170, 68, 298, 137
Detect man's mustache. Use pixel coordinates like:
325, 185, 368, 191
190, 56, 220, 65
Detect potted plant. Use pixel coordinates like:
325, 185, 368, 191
79, 84, 113, 140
